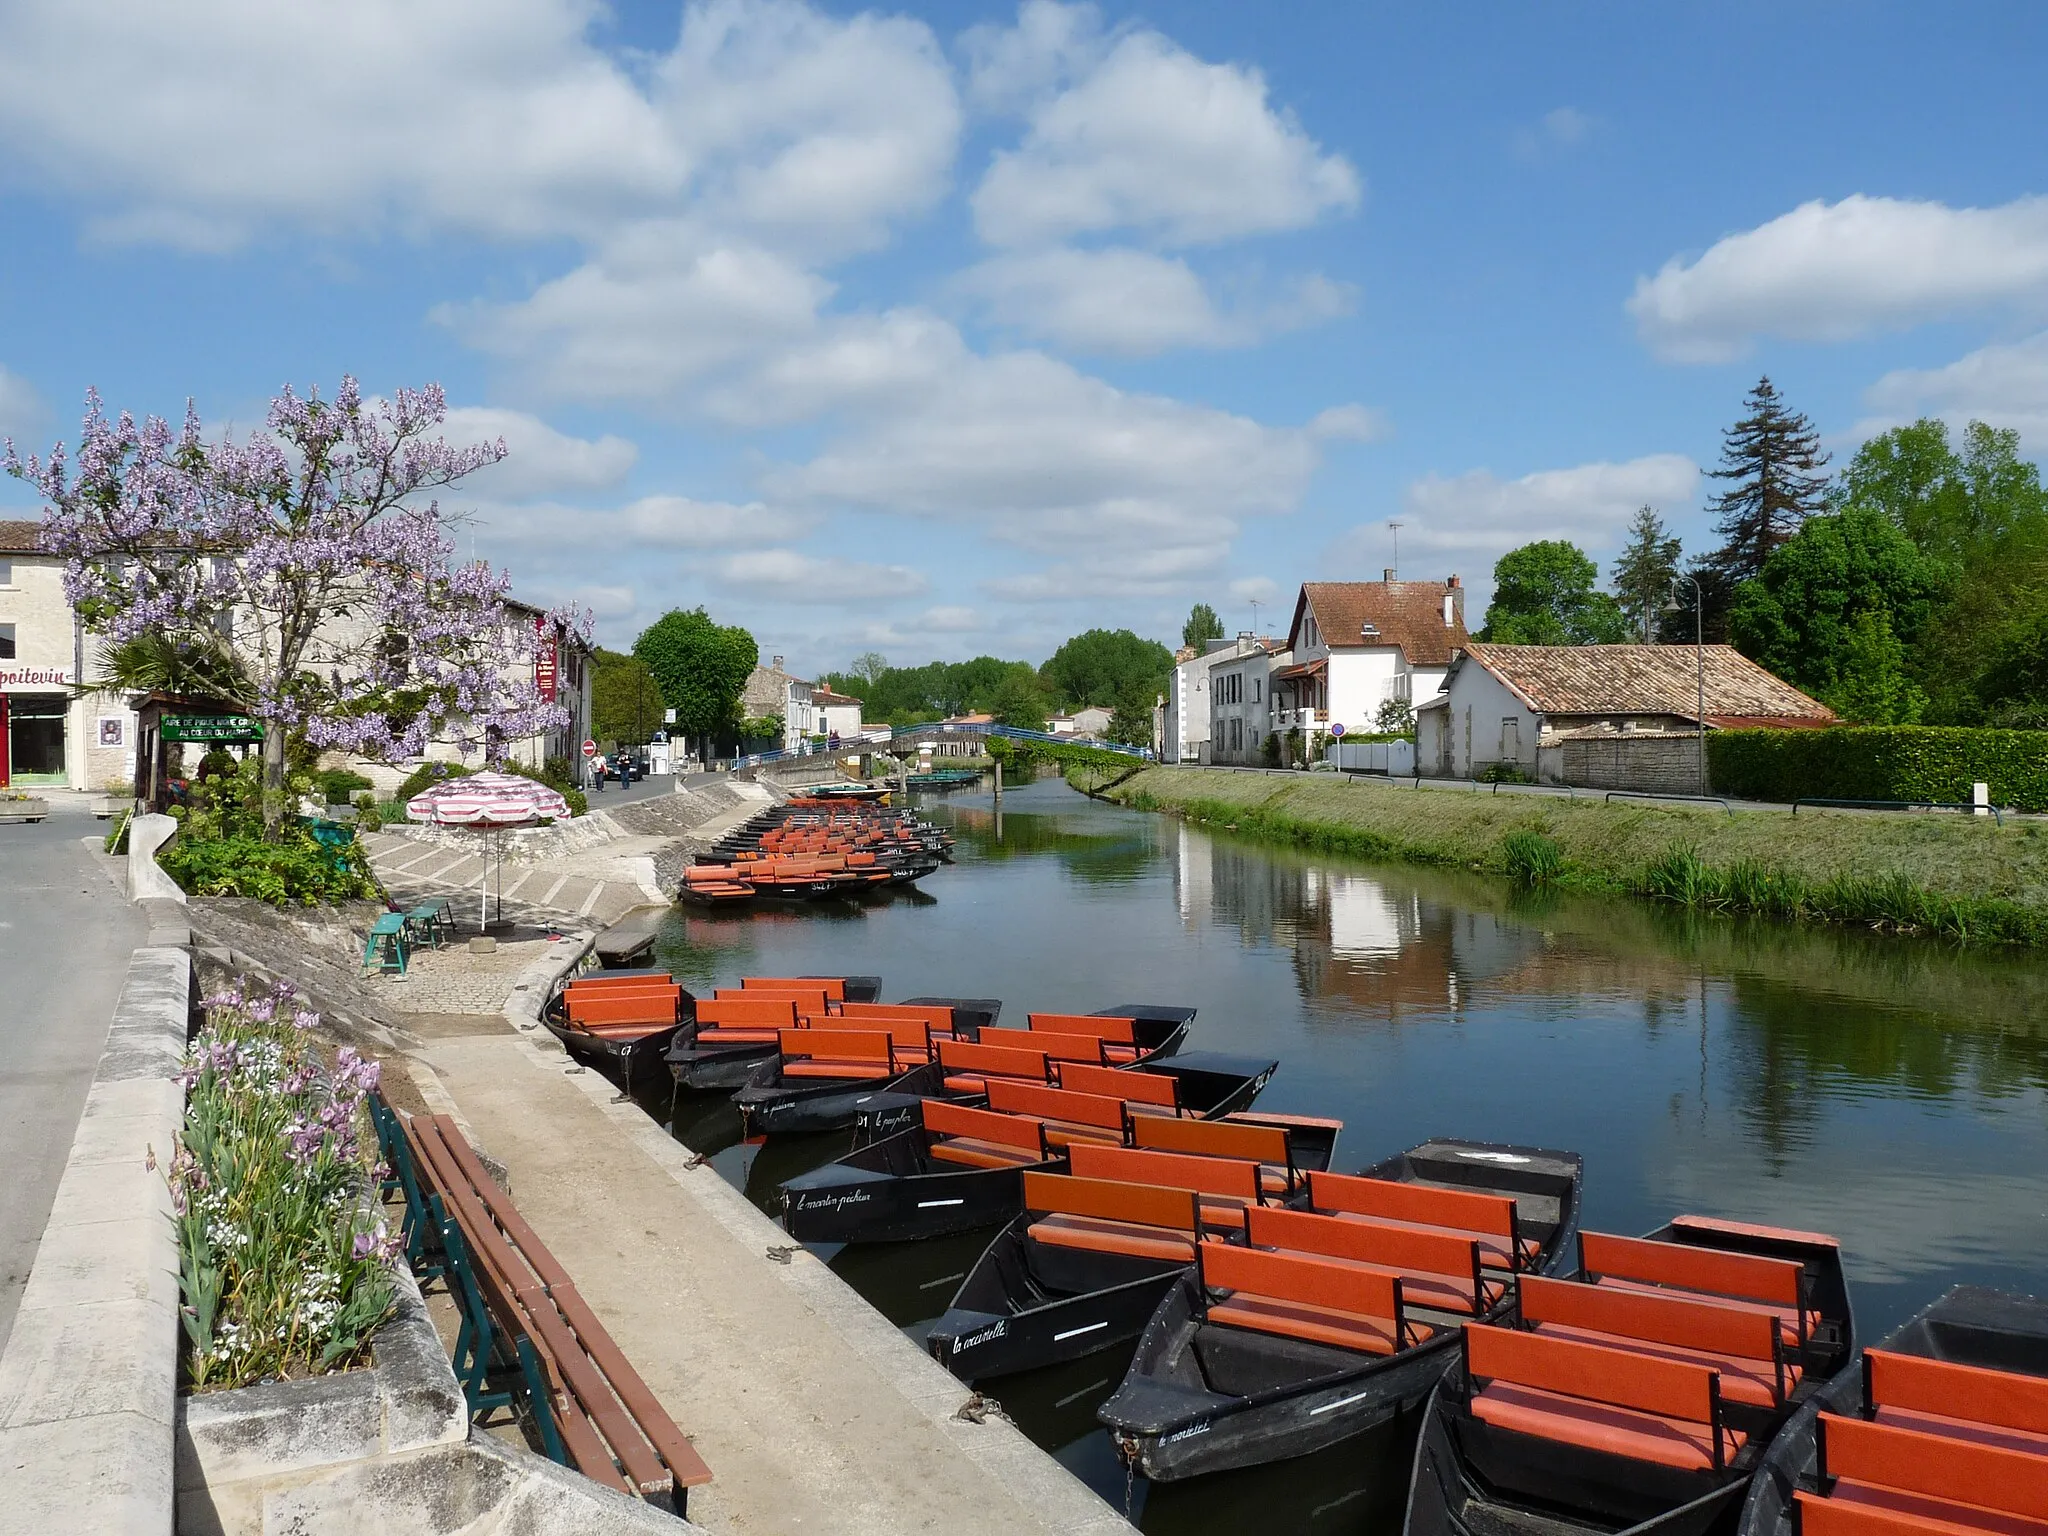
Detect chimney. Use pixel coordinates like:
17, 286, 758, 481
1444, 575, 1463, 629
1383, 567, 1396, 583
771, 654, 784, 669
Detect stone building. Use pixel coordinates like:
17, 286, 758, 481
0, 520, 134, 790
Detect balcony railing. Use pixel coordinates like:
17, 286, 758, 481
1274, 707, 1328, 733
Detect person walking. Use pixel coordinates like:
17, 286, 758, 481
592, 753, 608, 792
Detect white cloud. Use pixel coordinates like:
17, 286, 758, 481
0, 0, 960, 255
984, 544, 1227, 602
714, 549, 927, 599
440, 406, 636, 499
1629, 194, 2048, 363
969, 10, 1359, 248
958, 247, 1353, 354
962, 0, 1107, 114
620, 495, 821, 548
1512, 106, 1592, 162
570, 584, 638, 620
1858, 330, 2048, 450
918, 605, 983, 632
0, 365, 47, 445
1306, 403, 1391, 443
1359, 454, 1699, 598
1228, 575, 1281, 605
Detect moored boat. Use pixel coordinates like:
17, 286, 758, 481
664, 975, 882, 1091
1738, 1284, 2048, 1536
1403, 1214, 1854, 1536
540, 971, 694, 1085
1098, 1140, 1583, 1483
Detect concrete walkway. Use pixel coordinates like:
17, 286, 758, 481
407, 970, 1133, 1536
361, 825, 668, 932
0, 802, 148, 1354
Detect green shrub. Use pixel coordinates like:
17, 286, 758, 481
1501, 830, 1564, 885
160, 832, 376, 904
1640, 844, 1715, 906
1477, 761, 1534, 784
1710, 727, 2048, 812
313, 768, 374, 804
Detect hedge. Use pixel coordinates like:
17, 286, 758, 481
1709, 727, 2048, 813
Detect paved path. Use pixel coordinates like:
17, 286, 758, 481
0, 800, 147, 1353
359, 825, 662, 932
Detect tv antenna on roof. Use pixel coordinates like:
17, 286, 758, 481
1249, 596, 1263, 634
1388, 521, 1402, 580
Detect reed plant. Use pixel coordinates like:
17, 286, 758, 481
1501, 830, 1566, 886
168, 981, 397, 1390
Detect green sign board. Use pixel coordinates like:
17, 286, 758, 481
161, 713, 263, 744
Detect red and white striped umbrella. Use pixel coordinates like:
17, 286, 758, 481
406, 770, 568, 827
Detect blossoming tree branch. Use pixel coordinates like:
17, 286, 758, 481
4, 377, 590, 830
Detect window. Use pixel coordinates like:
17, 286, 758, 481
0, 560, 11, 586
1252, 678, 1261, 701
0, 622, 12, 659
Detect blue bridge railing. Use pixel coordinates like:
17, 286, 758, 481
735, 720, 1150, 771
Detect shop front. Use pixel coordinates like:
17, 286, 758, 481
1, 689, 71, 785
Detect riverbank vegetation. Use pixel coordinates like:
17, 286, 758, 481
1095, 766, 2048, 945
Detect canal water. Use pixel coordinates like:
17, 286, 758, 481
645, 776, 2048, 1532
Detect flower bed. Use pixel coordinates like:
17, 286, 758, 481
170, 981, 397, 1390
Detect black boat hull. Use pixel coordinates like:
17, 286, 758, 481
928, 1214, 1188, 1381
1099, 1139, 1584, 1483
782, 1152, 1048, 1244
736, 1061, 946, 1137
667, 1039, 781, 1091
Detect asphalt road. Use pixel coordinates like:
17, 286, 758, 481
0, 802, 147, 1352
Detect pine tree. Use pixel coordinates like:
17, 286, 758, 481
1609, 506, 1682, 641
1704, 377, 1831, 586
1182, 603, 1224, 650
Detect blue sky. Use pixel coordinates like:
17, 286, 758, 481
3, 1, 2046, 673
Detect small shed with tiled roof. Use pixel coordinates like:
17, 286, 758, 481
1417, 642, 1834, 785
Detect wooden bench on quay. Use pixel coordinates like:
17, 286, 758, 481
372, 1096, 712, 1515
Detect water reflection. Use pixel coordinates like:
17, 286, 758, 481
646, 778, 2048, 1534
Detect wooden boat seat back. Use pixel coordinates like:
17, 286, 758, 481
1790, 1487, 2048, 1536
566, 989, 680, 1027
1066, 1142, 1262, 1230
1199, 1239, 1417, 1356
923, 1100, 1049, 1167
985, 1080, 1131, 1139
1667, 1213, 1840, 1250
1308, 1171, 1532, 1267
1817, 1412, 2048, 1522
1581, 1230, 1808, 1316
1518, 1274, 1790, 1407
936, 1037, 1049, 1093
1023, 1173, 1200, 1263
1865, 1348, 2048, 1438
718, 987, 831, 1014
1056, 1062, 1180, 1109
1464, 1321, 1738, 1473
837, 1003, 954, 1034
1028, 1213, 1198, 1264
698, 997, 800, 1028
747, 975, 847, 1000
776, 1028, 898, 1079
1245, 1206, 1496, 1316
566, 972, 678, 989
1027, 1013, 1138, 1044
1133, 1114, 1290, 1169
977, 1027, 1106, 1065
930, 1138, 1045, 1169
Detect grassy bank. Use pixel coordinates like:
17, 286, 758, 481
1082, 766, 2048, 946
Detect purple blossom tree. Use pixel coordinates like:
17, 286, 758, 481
5, 378, 589, 831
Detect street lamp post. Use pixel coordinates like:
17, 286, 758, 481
1670, 575, 1707, 794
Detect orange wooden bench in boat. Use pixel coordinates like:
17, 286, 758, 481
1802, 1413, 2048, 1533
1666, 1213, 1840, 1251
1580, 1230, 1816, 1350
776, 1029, 899, 1080
978, 1027, 1108, 1068
717, 985, 831, 1016
1057, 1061, 1182, 1114
922, 1099, 1052, 1169
745, 973, 844, 999
1027, 1013, 1141, 1063
565, 987, 683, 1034
1861, 1347, 2048, 1456
1066, 1142, 1264, 1231
566, 972, 678, 989
1307, 1170, 1536, 1272
1022, 1171, 1201, 1265
1132, 1114, 1298, 1197
1463, 1321, 1743, 1474
1244, 1205, 1501, 1317
1198, 1239, 1427, 1356
837, 1003, 955, 1038
1518, 1274, 1792, 1409
984, 1080, 1131, 1147
936, 1037, 1051, 1094
692, 996, 798, 1046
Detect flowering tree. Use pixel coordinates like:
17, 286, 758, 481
5, 377, 587, 830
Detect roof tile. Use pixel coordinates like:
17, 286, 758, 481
1460, 643, 1835, 723
1295, 581, 1469, 665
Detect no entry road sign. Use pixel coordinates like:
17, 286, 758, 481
581, 739, 597, 757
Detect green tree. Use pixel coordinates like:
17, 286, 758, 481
1373, 697, 1415, 735
1041, 628, 1174, 707
1610, 507, 1683, 641
1181, 603, 1223, 651
632, 609, 756, 756
850, 651, 889, 687
1479, 540, 1631, 644
1104, 689, 1155, 748
1727, 504, 1948, 718
589, 647, 660, 743
988, 672, 1049, 732
1704, 377, 1832, 595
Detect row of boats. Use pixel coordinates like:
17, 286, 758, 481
542, 967, 2048, 1535
677, 795, 954, 907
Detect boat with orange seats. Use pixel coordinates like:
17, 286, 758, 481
662, 974, 882, 1090
779, 1087, 1330, 1246
1403, 1213, 1853, 1536
1098, 1139, 1582, 1482
1738, 1285, 2048, 1536
539, 971, 695, 1083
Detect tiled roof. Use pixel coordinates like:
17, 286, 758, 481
1292, 580, 1468, 665
0, 520, 48, 554
1459, 643, 1836, 724
811, 688, 861, 706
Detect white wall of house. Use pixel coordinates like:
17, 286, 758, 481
816, 698, 863, 738
0, 552, 136, 791
1166, 643, 1239, 763
1209, 644, 1284, 765
1419, 663, 1539, 778
1069, 704, 1113, 737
